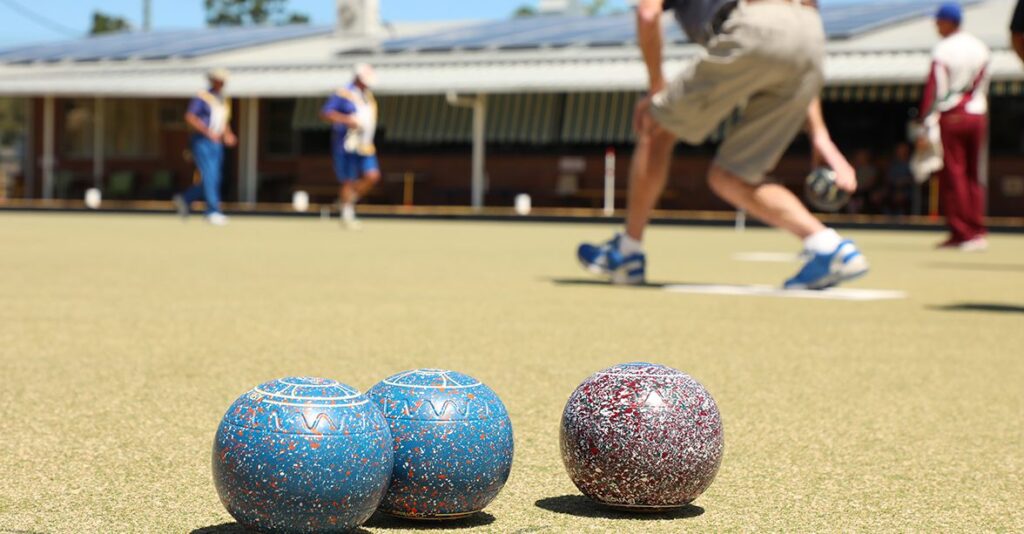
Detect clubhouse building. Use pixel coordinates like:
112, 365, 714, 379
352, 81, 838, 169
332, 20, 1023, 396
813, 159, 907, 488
0, 0, 1022, 216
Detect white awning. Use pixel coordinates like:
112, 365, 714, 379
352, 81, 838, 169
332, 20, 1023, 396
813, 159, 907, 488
0, 46, 1021, 98
0, 0, 1021, 98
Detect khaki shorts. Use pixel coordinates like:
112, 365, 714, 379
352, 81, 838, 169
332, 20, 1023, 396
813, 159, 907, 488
650, 1, 825, 184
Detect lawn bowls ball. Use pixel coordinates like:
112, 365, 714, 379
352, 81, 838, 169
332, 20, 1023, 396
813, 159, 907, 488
368, 369, 514, 520
213, 377, 393, 533
560, 362, 723, 511
805, 167, 851, 212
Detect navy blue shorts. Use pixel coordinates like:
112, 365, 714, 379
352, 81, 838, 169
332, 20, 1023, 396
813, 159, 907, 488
333, 151, 380, 182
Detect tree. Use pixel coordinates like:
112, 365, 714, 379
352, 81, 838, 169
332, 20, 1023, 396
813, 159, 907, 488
204, 0, 310, 27
513, 5, 538, 18
586, 0, 624, 16
586, 0, 609, 15
512, 1, 617, 19
90, 11, 132, 35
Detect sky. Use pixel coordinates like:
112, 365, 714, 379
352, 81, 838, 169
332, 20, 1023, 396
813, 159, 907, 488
0, 0, 635, 48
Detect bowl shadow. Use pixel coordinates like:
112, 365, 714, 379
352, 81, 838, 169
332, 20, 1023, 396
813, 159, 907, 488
190, 523, 371, 534
364, 511, 496, 530
535, 494, 704, 520
189, 524, 249, 534
549, 277, 680, 289
931, 302, 1024, 314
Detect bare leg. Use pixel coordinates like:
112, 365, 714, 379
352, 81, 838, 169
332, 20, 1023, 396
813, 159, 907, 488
339, 182, 357, 206
354, 170, 381, 198
625, 128, 677, 241
707, 164, 825, 239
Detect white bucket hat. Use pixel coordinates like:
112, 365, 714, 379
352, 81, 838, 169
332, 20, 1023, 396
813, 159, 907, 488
207, 68, 231, 82
353, 63, 378, 88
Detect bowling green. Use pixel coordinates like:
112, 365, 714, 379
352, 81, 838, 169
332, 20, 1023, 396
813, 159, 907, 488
0, 213, 1021, 533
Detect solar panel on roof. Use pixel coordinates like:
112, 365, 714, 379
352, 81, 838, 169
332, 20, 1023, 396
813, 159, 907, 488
372, 0, 979, 54
445, 15, 628, 50
0, 25, 330, 64
824, 0, 980, 39
382, 16, 572, 51
0, 0, 984, 64
503, 14, 631, 47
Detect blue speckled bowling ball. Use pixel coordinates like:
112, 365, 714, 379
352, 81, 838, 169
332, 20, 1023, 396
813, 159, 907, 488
367, 369, 514, 520
213, 377, 393, 533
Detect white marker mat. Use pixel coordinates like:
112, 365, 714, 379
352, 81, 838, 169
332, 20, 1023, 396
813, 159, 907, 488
664, 284, 907, 301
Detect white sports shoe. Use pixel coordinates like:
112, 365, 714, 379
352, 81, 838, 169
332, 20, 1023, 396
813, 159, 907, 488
206, 212, 229, 226
959, 237, 988, 252
172, 194, 188, 219
341, 202, 361, 230
577, 234, 646, 285
784, 240, 868, 290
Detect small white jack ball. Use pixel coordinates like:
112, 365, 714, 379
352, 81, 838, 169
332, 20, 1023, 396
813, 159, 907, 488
514, 194, 532, 216
292, 191, 310, 212
84, 188, 102, 210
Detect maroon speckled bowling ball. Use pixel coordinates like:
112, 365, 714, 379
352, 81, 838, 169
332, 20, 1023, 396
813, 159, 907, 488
560, 362, 724, 511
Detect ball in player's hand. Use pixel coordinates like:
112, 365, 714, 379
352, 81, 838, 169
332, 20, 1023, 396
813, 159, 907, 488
804, 167, 851, 212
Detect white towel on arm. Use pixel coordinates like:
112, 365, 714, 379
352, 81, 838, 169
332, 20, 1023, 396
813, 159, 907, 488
910, 116, 943, 184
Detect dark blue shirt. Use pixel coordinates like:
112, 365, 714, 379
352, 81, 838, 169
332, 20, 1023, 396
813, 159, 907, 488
187, 90, 230, 134
663, 0, 736, 46
321, 84, 359, 153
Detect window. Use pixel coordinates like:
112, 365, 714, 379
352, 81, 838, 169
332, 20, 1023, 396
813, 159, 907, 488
62, 99, 94, 158
62, 98, 160, 159
989, 97, 1024, 155
160, 100, 188, 129
0, 97, 26, 146
105, 99, 159, 157
263, 98, 299, 156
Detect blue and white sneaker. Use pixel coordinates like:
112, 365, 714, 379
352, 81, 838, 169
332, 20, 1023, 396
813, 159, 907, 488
577, 234, 647, 285
784, 240, 869, 290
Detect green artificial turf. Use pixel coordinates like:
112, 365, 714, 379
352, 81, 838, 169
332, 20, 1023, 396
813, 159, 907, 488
0, 213, 1021, 533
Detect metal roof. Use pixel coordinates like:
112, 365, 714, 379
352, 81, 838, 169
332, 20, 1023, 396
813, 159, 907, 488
0, 0, 1019, 97
1, 47, 1018, 98
378, 13, 685, 53
822, 0, 981, 39
0, 25, 331, 65
0, 0, 982, 65
374, 0, 981, 54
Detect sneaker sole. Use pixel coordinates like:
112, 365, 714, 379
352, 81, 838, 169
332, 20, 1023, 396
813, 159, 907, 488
579, 257, 611, 276
788, 256, 869, 291
578, 257, 646, 286
817, 257, 870, 290
610, 270, 645, 286
959, 243, 988, 253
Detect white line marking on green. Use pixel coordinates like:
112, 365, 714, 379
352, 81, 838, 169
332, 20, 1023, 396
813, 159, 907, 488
664, 284, 907, 301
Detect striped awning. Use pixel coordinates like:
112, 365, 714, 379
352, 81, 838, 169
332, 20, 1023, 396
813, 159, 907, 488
293, 93, 560, 144
488, 93, 561, 144
560, 92, 640, 144
821, 81, 1024, 102
293, 91, 662, 145
379, 95, 472, 143
292, 82, 1024, 145
822, 85, 922, 102
990, 80, 1024, 97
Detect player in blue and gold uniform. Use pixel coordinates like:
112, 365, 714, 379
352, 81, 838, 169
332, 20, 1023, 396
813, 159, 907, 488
321, 64, 381, 229
174, 68, 236, 226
